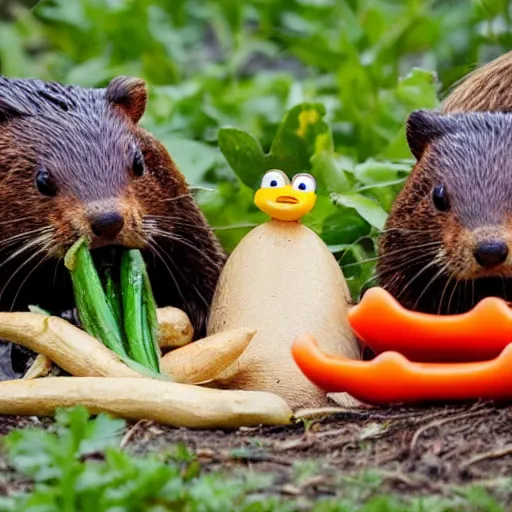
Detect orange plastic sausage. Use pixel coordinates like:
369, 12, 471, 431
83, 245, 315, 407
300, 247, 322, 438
347, 287, 512, 362
291, 333, 512, 405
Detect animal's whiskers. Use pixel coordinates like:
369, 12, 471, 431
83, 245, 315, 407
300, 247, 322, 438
153, 233, 210, 308
342, 241, 441, 269
437, 273, 455, 315
161, 193, 193, 204
0, 229, 54, 272
445, 278, 461, 314
0, 233, 54, 309
375, 251, 440, 278
410, 262, 450, 310
9, 245, 53, 311
143, 235, 185, 307
0, 216, 38, 227
146, 215, 258, 233
144, 215, 212, 232
146, 225, 223, 271
0, 227, 52, 253
378, 226, 442, 236
393, 259, 440, 302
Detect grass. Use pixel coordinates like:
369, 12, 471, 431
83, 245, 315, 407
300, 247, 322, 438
0, 406, 508, 511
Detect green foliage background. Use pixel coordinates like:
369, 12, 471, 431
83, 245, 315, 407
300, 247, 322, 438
1, 0, 511, 298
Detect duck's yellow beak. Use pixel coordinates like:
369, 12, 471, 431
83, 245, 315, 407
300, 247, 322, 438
255, 184, 317, 222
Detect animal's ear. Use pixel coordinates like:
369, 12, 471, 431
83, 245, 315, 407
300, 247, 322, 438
0, 79, 32, 123
406, 110, 456, 160
105, 76, 148, 124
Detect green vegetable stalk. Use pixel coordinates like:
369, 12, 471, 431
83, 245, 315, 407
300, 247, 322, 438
64, 239, 161, 373
104, 268, 123, 328
64, 238, 128, 358
121, 250, 160, 372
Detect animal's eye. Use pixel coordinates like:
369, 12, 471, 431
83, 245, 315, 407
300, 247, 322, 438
132, 149, 146, 177
432, 184, 449, 211
35, 167, 58, 197
260, 170, 289, 189
292, 173, 316, 193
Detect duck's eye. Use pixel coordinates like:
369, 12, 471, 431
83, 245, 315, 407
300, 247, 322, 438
35, 166, 58, 197
132, 148, 146, 177
432, 184, 449, 211
260, 170, 289, 189
292, 173, 316, 193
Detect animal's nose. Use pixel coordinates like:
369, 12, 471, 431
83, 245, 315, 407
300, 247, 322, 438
90, 212, 124, 238
473, 240, 509, 268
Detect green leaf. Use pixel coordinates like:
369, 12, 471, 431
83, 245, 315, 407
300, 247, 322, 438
4, 428, 62, 481
354, 160, 411, 186
311, 151, 352, 194
161, 137, 219, 186
219, 103, 333, 191
322, 208, 371, 246
268, 102, 332, 172
218, 127, 267, 189
331, 193, 388, 230
396, 68, 439, 111
379, 125, 413, 160
78, 413, 126, 456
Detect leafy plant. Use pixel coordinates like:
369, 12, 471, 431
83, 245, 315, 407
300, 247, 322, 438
1, 0, 511, 297
0, 406, 506, 511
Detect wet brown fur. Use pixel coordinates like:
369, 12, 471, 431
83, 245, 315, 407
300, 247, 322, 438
0, 75, 226, 338
377, 50, 512, 313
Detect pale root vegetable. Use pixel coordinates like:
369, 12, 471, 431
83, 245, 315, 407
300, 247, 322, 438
160, 328, 255, 383
23, 354, 52, 380
157, 307, 194, 349
0, 312, 252, 385
0, 377, 293, 428
0, 313, 142, 379
207, 220, 360, 409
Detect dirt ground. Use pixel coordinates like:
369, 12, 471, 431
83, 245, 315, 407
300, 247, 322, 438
2, 401, 511, 503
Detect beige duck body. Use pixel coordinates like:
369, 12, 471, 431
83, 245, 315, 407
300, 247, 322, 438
207, 219, 359, 409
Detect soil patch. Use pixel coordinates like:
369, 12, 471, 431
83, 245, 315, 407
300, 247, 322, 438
1, 402, 510, 502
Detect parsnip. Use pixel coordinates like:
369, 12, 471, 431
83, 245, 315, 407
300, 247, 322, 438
23, 354, 52, 380
0, 313, 142, 379
0, 377, 293, 428
0, 313, 254, 385
160, 328, 255, 383
157, 307, 194, 348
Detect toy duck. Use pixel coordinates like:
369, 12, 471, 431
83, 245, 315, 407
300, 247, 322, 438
253, 169, 317, 221
207, 170, 360, 409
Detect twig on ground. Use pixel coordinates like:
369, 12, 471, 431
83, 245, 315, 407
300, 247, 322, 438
460, 445, 512, 470
119, 419, 154, 449
295, 406, 432, 422
410, 406, 492, 451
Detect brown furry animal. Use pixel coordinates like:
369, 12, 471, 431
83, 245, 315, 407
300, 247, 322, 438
376, 51, 512, 314
442, 51, 512, 113
0, 75, 225, 341
377, 109, 512, 314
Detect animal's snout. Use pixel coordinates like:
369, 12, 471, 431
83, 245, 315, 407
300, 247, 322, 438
473, 240, 509, 268
90, 212, 125, 238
